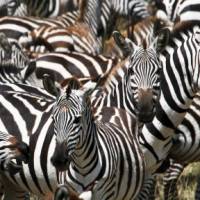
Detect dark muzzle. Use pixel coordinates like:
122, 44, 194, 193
51, 143, 70, 171
136, 88, 156, 123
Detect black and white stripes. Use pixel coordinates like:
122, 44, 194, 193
51, 79, 145, 200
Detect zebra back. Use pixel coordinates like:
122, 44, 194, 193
0, 11, 79, 42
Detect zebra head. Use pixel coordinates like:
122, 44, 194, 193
51, 78, 93, 171
113, 29, 169, 122
0, 131, 29, 174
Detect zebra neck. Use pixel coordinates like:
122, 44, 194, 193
91, 60, 136, 118
71, 120, 103, 180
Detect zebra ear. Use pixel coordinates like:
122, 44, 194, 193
112, 31, 136, 57
153, 28, 170, 52
22, 61, 36, 82
42, 74, 60, 97
82, 74, 104, 95
65, 78, 82, 97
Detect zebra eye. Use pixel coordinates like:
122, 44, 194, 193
74, 116, 81, 124
128, 67, 133, 74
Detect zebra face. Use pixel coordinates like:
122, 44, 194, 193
127, 47, 161, 122
51, 91, 83, 171
113, 30, 170, 122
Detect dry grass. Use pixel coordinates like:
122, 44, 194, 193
155, 162, 200, 200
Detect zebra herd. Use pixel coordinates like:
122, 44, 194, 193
0, 0, 200, 199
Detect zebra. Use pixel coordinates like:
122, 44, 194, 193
24, 52, 118, 89
0, 0, 28, 17
50, 78, 146, 200
136, 20, 200, 181
152, 0, 200, 23
0, 11, 79, 43
17, 0, 150, 54
2, 0, 81, 17
10, 0, 103, 55
88, 29, 169, 123
0, 30, 165, 198
50, 21, 200, 196
156, 92, 200, 200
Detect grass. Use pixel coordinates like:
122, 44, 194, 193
155, 162, 200, 200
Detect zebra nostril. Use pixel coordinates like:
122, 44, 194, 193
51, 154, 69, 170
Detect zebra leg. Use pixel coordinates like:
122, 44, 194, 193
163, 159, 185, 200
135, 176, 156, 200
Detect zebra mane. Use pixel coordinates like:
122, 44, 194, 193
130, 16, 169, 46
102, 59, 127, 87
78, 0, 87, 22
65, 77, 82, 98
130, 16, 155, 44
